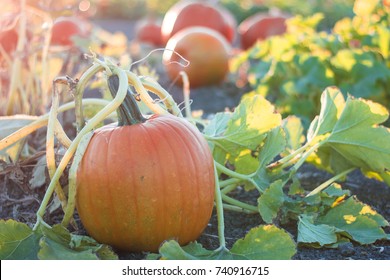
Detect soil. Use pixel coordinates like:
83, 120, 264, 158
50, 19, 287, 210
1, 19, 390, 260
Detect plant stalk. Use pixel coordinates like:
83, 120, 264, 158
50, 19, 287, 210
306, 167, 355, 197
213, 162, 226, 248
33, 65, 128, 230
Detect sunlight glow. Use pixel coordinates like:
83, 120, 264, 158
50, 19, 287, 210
79, 0, 90, 12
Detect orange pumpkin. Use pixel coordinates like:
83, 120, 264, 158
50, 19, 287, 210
163, 26, 231, 88
238, 13, 288, 50
161, 0, 236, 45
76, 75, 215, 252
135, 17, 163, 46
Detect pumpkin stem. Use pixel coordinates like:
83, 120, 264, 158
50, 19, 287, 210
108, 74, 146, 125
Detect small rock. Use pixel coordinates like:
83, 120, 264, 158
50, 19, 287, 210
339, 242, 355, 257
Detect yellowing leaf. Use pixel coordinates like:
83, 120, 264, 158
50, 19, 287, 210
317, 197, 388, 244
309, 88, 390, 176
230, 225, 296, 260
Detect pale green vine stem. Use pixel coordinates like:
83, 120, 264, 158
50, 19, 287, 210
33, 66, 128, 230
222, 203, 257, 214
221, 193, 258, 213
306, 167, 355, 197
74, 63, 105, 132
213, 162, 226, 248
62, 131, 94, 227
54, 119, 72, 148
140, 77, 183, 117
290, 140, 324, 174
266, 141, 312, 170
214, 161, 256, 184
0, 99, 109, 151
219, 178, 241, 190
46, 84, 70, 214
126, 71, 170, 115
220, 179, 242, 194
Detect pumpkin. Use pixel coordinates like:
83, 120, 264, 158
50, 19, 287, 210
161, 0, 236, 45
135, 17, 163, 47
238, 13, 288, 50
76, 75, 215, 252
162, 26, 231, 88
50, 17, 84, 47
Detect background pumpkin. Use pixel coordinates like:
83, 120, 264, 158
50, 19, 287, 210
76, 75, 215, 252
161, 0, 236, 44
163, 26, 231, 88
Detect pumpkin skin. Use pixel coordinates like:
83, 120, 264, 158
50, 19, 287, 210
76, 114, 215, 252
50, 17, 84, 47
161, 0, 236, 45
135, 17, 163, 46
163, 26, 231, 88
238, 13, 288, 50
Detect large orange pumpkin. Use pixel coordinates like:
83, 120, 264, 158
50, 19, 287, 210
76, 75, 215, 252
163, 26, 231, 88
161, 0, 236, 45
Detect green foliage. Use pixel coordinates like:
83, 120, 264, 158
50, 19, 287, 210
232, 1, 390, 123
0, 220, 118, 260
262, 0, 355, 29
202, 87, 390, 252
150, 225, 296, 260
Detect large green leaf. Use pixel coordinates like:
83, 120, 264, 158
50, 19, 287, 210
155, 241, 242, 260
258, 180, 285, 223
208, 95, 281, 158
324, 96, 390, 173
230, 225, 296, 260
0, 220, 117, 260
297, 214, 339, 246
253, 127, 287, 191
307, 88, 390, 178
38, 237, 99, 260
0, 220, 41, 260
316, 197, 388, 244
155, 225, 296, 260
38, 224, 118, 260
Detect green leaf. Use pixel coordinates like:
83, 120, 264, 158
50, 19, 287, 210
331, 50, 390, 99
210, 95, 281, 159
307, 87, 346, 140
156, 241, 241, 260
282, 116, 305, 153
157, 226, 297, 260
38, 224, 118, 260
308, 88, 390, 176
377, 24, 389, 59
297, 214, 338, 246
0, 220, 118, 260
316, 197, 388, 244
324, 96, 390, 173
0, 220, 41, 260
230, 225, 296, 260
253, 127, 287, 191
38, 237, 99, 260
203, 112, 231, 138
258, 180, 285, 223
